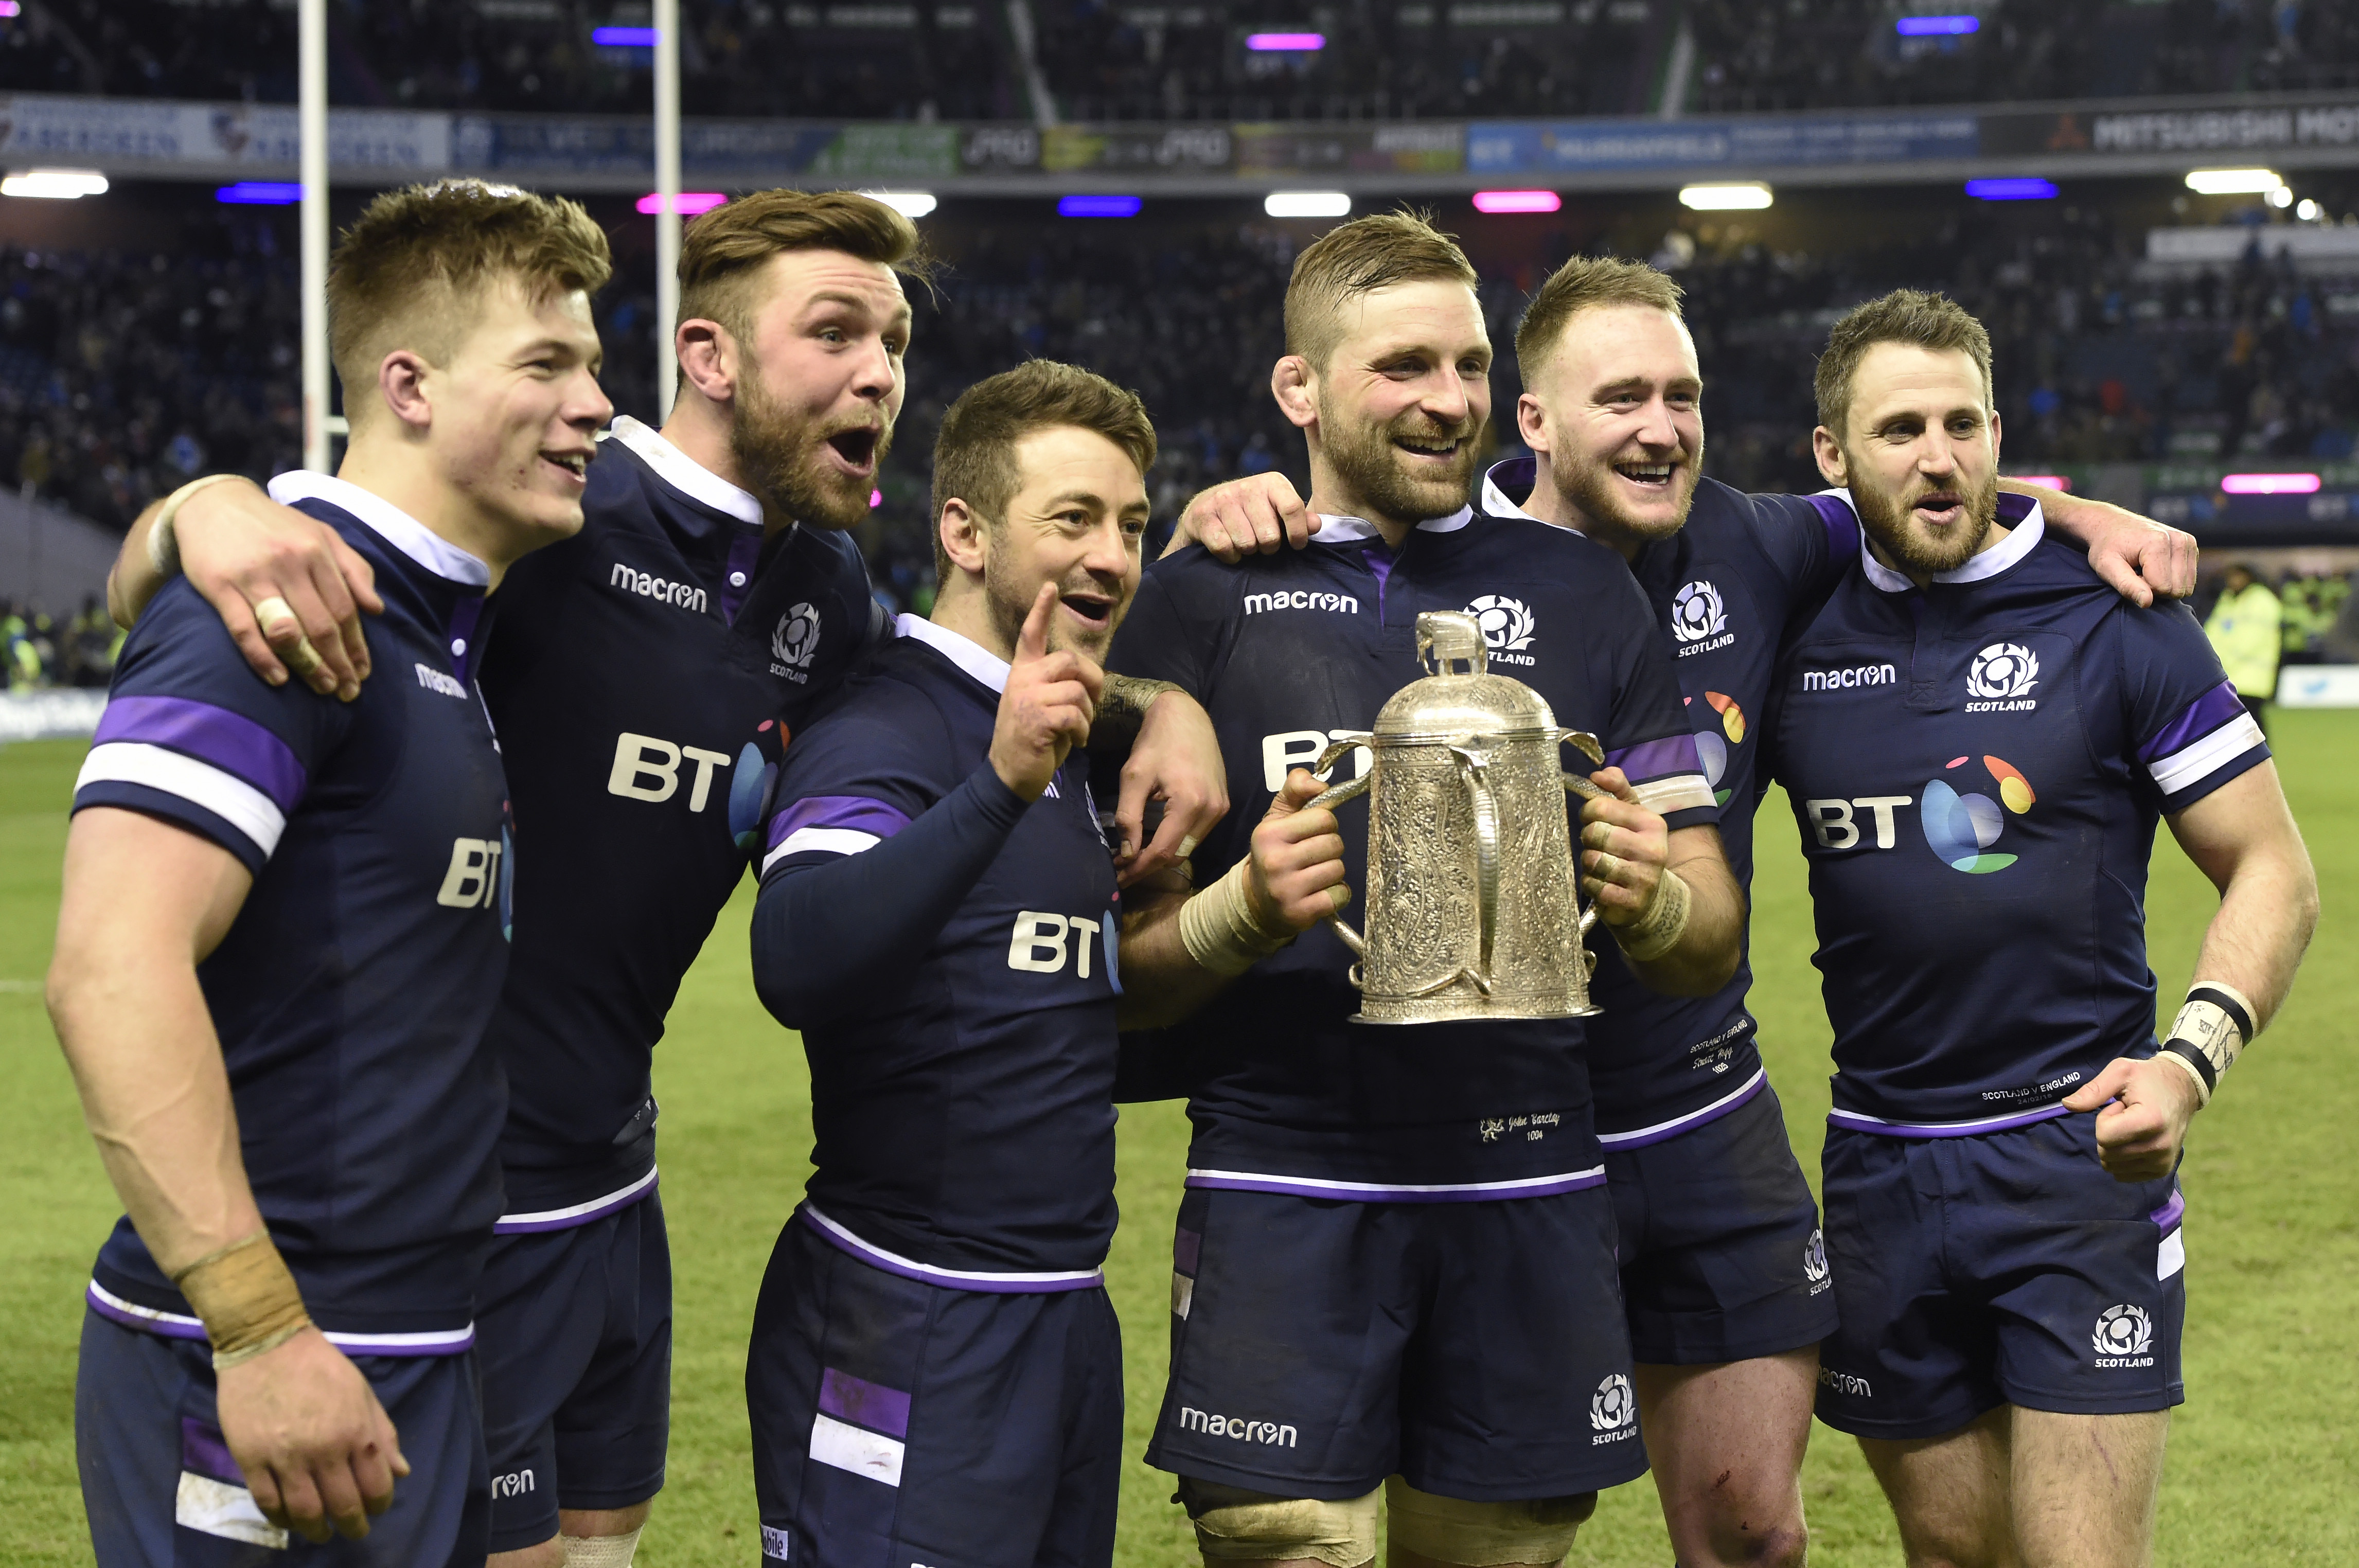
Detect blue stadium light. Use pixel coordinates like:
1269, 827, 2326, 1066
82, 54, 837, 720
1058, 194, 1142, 218
1896, 14, 1978, 35
216, 182, 304, 205
592, 25, 660, 45
1965, 177, 2057, 201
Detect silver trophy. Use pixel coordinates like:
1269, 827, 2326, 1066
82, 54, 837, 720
1310, 611, 1607, 1024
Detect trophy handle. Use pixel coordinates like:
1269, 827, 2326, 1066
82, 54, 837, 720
1449, 746, 1501, 985
1558, 728, 1608, 801
1307, 736, 1373, 976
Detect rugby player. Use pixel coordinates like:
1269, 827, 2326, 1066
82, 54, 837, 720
746, 360, 1347, 1564
48, 181, 612, 1565
1175, 256, 2196, 1568
1768, 290, 2316, 1567
101, 191, 1228, 1568
1107, 212, 1747, 1568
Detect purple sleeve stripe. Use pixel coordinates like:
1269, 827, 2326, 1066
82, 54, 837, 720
765, 795, 912, 850
1805, 493, 1859, 560
181, 1418, 245, 1486
2149, 1189, 2185, 1231
818, 1366, 911, 1439
94, 695, 306, 811
1174, 1225, 1201, 1277
1605, 734, 1705, 783
2138, 681, 2247, 764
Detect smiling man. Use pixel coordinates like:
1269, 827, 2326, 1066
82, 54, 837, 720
1110, 213, 1745, 1568
98, 190, 1229, 1568
51, 181, 611, 1567
1768, 290, 2316, 1568
743, 362, 1346, 1565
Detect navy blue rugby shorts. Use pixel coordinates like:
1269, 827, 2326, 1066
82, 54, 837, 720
1603, 1079, 1839, 1365
746, 1208, 1124, 1568
76, 1310, 487, 1567
1816, 1113, 2187, 1441
1147, 1184, 1647, 1503
477, 1184, 672, 1551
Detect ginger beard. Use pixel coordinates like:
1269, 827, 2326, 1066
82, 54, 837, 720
1543, 426, 1702, 548
1843, 447, 2001, 577
1318, 389, 1484, 524
729, 352, 892, 530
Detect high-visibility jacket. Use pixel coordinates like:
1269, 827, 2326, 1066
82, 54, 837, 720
2205, 581, 2282, 698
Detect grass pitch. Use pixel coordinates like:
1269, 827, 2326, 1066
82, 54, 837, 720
3, 717, 2354, 1565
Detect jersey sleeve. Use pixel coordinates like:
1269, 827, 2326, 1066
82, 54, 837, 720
1596, 569, 1719, 832
1748, 489, 1861, 599
2112, 600, 2271, 813
1107, 562, 1215, 695
72, 580, 353, 874
757, 677, 949, 879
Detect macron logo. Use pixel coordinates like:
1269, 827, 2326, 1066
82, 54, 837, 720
611, 562, 708, 615
1244, 589, 1358, 616
1803, 663, 1897, 692
1177, 1407, 1298, 1447
414, 663, 467, 699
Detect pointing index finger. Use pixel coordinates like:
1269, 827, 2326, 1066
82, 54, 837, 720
1016, 582, 1057, 663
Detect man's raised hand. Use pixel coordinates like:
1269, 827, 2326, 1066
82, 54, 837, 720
1245, 769, 1353, 931
989, 583, 1103, 801
214, 1328, 409, 1543
1576, 767, 1671, 922
2063, 1056, 2204, 1183
1166, 472, 1320, 561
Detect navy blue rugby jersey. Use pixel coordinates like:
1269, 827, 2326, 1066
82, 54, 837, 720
1107, 506, 1716, 1198
1481, 459, 1857, 1144
755, 616, 1122, 1284
1765, 496, 2269, 1135
74, 473, 510, 1348
479, 417, 886, 1220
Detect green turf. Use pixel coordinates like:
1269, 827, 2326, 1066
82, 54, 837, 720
2, 716, 2353, 1564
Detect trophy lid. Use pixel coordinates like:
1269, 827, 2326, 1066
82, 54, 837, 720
1373, 611, 1559, 740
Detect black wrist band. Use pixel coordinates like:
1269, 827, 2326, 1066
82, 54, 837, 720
2160, 1038, 2218, 1095
2186, 984, 2255, 1045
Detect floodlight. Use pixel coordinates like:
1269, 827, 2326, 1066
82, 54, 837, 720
2, 169, 107, 199
2184, 168, 2282, 195
1679, 183, 1772, 211
1264, 191, 1350, 218
1473, 190, 1562, 214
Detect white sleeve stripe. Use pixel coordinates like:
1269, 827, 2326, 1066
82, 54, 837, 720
2148, 711, 2265, 797
760, 826, 880, 875
76, 742, 286, 859
1631, 773, 1718, 814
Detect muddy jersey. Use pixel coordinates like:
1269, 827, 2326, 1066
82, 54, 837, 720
1108, 507, 1714, 1197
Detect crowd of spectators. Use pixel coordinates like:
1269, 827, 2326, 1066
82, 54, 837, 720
6, 0, 2355, 124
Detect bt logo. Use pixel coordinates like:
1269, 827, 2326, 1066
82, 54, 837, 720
1687, 691, 1746, 806
1008, 911, 1116, 982
1804, 755, 2038, 875
1261, 729, 1372, 793
609, 732, 733, 812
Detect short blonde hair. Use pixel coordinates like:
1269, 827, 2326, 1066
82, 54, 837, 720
1283, 211, 1479, 373
1514, 255, 1685, 381
676, 189, 931, 347
1815, 289, 1994, 439
328, 180, 611, 425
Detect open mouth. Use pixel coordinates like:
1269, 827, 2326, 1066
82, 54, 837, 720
541, 449, 592, 484
825, 426, 881, 472
1911, 490, 1965, 523
1613, 460, 1679, 491
1059, 591, 1115, 629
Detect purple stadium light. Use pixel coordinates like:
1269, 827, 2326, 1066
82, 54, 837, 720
0, 3, 22, 17
2220, 473, 2321, 496
1473, 190, 1562, 215
217, 182, 304, 205
1895, 14, 1978, 35
1058, 194, 1143, 218
637, 192, 729, 215
593, 25, 660, 45
1246, 32, 1325, 50
1965, 178, 2057, 201
2005, 474, 2072, 491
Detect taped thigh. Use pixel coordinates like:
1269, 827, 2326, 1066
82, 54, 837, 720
1177, 1475, 1381, 1567
1383, 1477, 1596, 1567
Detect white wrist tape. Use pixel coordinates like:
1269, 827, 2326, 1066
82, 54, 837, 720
148, 473, 245, 578
1610, 866, 1692, 964
2158, 981, 2258, 1108
562, 1526, 643, 1566
1179, 857, 1295, 977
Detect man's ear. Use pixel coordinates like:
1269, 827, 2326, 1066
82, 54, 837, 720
1517, 391, 1552, 454
1986, 407, 2002, 466
938, 498, 989, 579
1272, 355, 1318, 431
675, 317, 736, 405
378, 350, 434, 433
1811, 426, 1848, 489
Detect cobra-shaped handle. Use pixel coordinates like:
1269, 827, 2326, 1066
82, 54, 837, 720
1451, 745, 1501, 984
1307, 735, 1373, 967
1561, 728, 1608, 959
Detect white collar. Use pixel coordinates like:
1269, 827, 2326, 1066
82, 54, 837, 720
265, 471, 489, 587
895, 611, 1010, 694
1480, 462, 1539, 522
603, 415, 763, 527
1311, 504, 1475, 543
1834, 488, 2048, 594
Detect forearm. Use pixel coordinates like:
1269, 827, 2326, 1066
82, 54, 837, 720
1115, 891, 1233, 1030
1617, 850, 1745, 997
2187, 842, 2318, 1031
49, 956, 263, 1275
752, 768, 1030, 1027
1087, 674, 1186, 756
110, 498, 174, 630
2007, 480, 2132, 542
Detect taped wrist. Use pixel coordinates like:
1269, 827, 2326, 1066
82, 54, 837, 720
1179, 856, 1295, 977
148, 473, 245, 579
171, 1232, 312, 1370
1609, 865, 1692, 964
2158, 981, 2258, 1108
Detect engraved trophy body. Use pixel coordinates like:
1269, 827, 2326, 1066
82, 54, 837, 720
1311, 611, 1607, 1024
